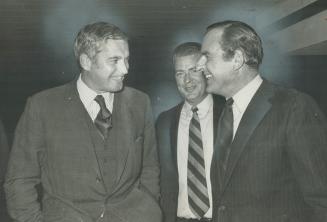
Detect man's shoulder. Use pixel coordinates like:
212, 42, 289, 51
261, 80, 321, 115
30, 82, 73, 102
157, 102, 183, 125
264, 80, 313, 104
118, 86, 150, 103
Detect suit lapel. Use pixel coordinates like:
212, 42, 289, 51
170, 103, 183, 170
64, 81, 106, 187
221, 80, 274, 191
64, 81, 95, 145
112, 91, 135, 183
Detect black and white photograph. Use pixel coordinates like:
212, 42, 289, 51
1, 0, 327, 221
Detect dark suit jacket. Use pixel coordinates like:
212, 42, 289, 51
0, 118, 10, 221
211, 80, 327, 222
4, 81, 161, 222
156, 95, 224, 222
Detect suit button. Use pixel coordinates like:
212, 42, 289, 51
96, 177, 102, 183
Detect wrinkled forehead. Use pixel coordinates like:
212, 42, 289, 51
174, 54, 201, 69
97, 39, 129, 55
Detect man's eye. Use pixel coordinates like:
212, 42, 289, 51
189, 67, 198, 74
175, 72, 184, 77
108, 59, 118, 64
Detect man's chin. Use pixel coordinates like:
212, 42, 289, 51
114, 85, 124, 92
186, 94, 203, 104
107, 83, 124, 93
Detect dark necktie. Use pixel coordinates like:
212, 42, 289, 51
187, 106, 210, 219
216, 98, 234, 182
94, 95, 112, 138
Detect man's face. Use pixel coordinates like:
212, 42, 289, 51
197, 29, 236, 97
83, 39, 129, 93
175, 54, 207, 105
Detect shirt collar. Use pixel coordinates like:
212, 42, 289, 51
183, 94, 213, 118
232, 75, 263, 115
76, 74, 114, 110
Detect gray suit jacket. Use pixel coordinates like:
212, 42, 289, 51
5, 81, 162, 222
211, 80, 327, 222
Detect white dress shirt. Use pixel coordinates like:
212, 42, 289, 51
231, 75, 263, 138
177, 94, 214, 219
76, 75, 114, 121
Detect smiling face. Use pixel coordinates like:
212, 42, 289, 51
81, 39, 129, 93
175, 54, 207, 105
197, 29, 237, 97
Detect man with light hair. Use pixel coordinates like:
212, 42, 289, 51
157, 42, 224, 222
5, 22, 161, 222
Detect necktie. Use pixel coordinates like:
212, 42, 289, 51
216, 98, 234, 182
187, 106, 210, 218
94, 95, 112, 138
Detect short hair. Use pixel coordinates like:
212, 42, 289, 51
173, 42, 201, 65
74, 22, 128, 68
206, 20, 263, 69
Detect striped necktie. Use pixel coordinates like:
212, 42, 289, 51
94, 95, 112, 138
187, 106, 210, 218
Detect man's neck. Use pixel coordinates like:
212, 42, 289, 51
224, 69, 258, 99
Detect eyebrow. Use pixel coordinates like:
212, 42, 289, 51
175, 66, 197, 73
188, 66, 197, 71
107, 56, 121, 60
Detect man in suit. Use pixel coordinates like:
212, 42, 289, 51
196, 20, 327, 222
157, 42, 224, 222
4, 22, 161, 222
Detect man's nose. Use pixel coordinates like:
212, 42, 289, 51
184, 72, 190, 82
183, 72, 192, 83
118, 59, 128, 75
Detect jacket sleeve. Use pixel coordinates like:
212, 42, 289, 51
286, 93, 327, 222
4, 97, 44, 222
139, 95, 160, 201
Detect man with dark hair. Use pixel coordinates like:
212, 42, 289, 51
196, 20, 327, 222
157, 42, 224, 222
5, 22, 161, 222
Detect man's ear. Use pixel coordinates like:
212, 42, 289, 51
79, 53, 92, 71
233, 49, 245, 71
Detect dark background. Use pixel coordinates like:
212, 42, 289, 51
1, 0, 327, 140
1, 0, 326, 142
0, 0, 326, 220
